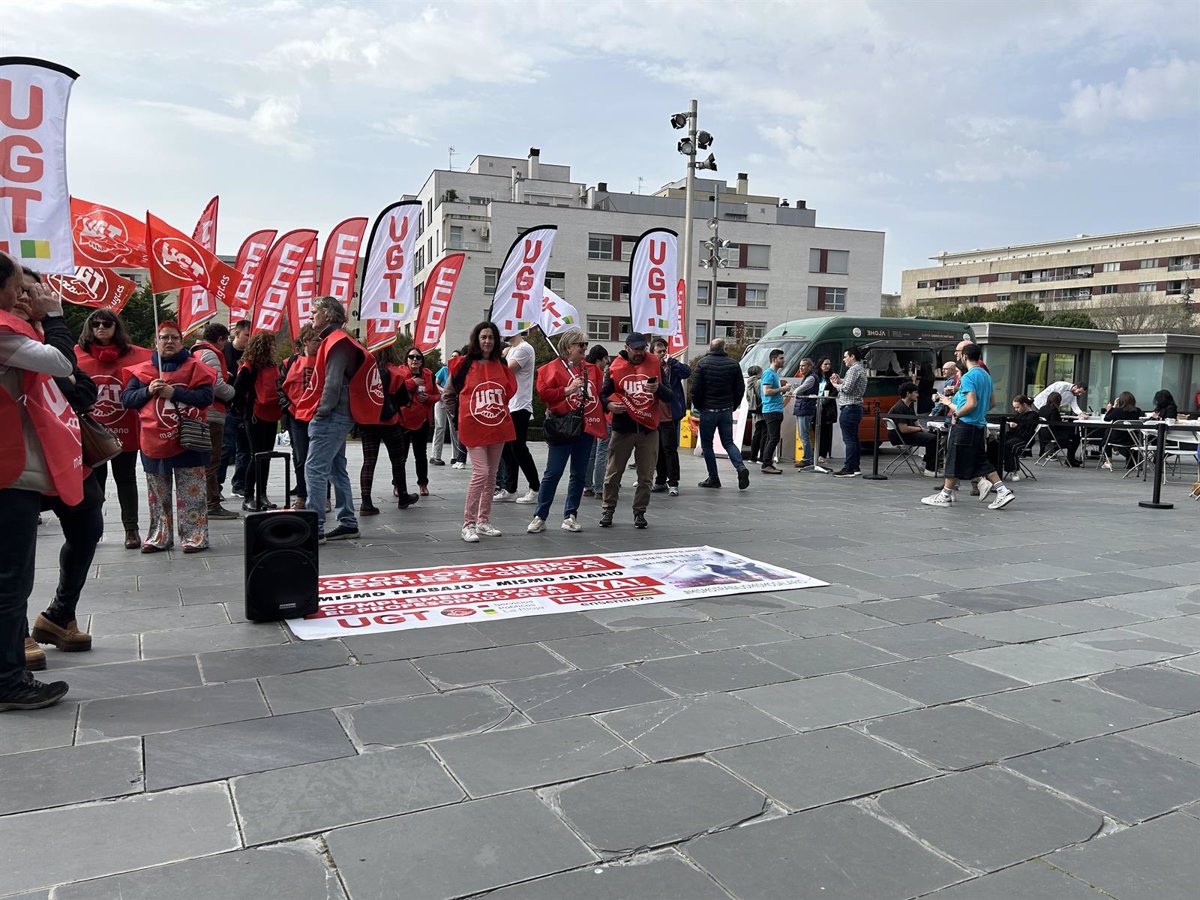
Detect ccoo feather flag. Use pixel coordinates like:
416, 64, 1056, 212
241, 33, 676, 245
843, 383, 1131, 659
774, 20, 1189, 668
668, 278, 688, 355
411, 252, 466, 352
177, 196, 219, 338
491, 225, 557, 336
250, 229, 317, 334
319, 216, 368, 316
229, 229, 277, 321
628, 227, 678, 336
288, 239, 318, 341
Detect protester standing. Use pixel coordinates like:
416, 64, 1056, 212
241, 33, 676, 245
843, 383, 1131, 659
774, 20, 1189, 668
815, 357, 837, 463
790, 358, 818, 470
219, 319, 251, 496
830, 346, 867, 477
691, 338, 751, 490
279, 326, 320, 509
232, 331, 283, 511
583, 344, 611, 497
191, 322, 239, 520
431, 349, 464, 467
744, 365, 765, 463
399, 347, 439, 498
358, 346, 414, 514
649, 336, 692, 497
495, 330, 540, 504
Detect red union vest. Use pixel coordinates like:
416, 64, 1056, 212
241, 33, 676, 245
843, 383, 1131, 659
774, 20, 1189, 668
282, 355, 316, 422
191, 340, 229, 415
294, 329, 383, 424
450, 355, 516, 448
75, 343, 152, 451
607, 353, 663, 430
0, 310, 84, 504
127, 355, 215, 459
398, 365, 439, 431
537, 360, 606, 440
238, 362, 282, 422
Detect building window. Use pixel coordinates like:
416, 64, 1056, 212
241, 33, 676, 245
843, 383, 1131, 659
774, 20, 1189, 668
1102, 262, 1120, 272
586, 316, 612, 340
996, 294, 1011, 303
618, 277, 631, 303
468, 195, 489, 205
1100, 284, 1119, 295
1139, 258, 1158, 269
744, 244, 770, 269
619, 236, 638, 262
716, 283, 738, 306
997, 272, 1013, 282
447, 225, 464, 249
1138, 282, 1157, 293
966, 275, 980, 285
696, 282, 710, 305
695, 320, 709, 343
587, 274, 612, 301
721, 243, 738, 267
807, 286, 847, 311
744, 322, 766, 341
617, 319, 631, 341
916, 280, 929, 289
545, 271, 566, 296
809, 248, 849, 275
588, 234, 613, 260
483, 267, 498, 295
413, 247, 425, 272
745, 284, 768, 307
418, 209, 425, 234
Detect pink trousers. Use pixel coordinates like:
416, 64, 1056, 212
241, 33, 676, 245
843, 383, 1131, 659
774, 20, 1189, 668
464, 443, 503, 526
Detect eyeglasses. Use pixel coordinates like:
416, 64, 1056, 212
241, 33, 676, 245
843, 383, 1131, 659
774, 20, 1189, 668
158, 334, 181, 342
572, 341, 589, 348
407, 355, 422, 361
92, 321, 115, 329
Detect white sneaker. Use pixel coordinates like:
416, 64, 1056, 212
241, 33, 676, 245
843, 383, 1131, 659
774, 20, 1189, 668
922, 469, 937, 477
989, 487, 1016, 510
1101, 459, 1113, 471
668, 485, 679, 496
451, 461, 466, 470
921, 491, 954, 507
476, 521, 502, 537
461, 524, 479, 543
493, 489, 516, 502
515, 489, 538, 504
561, 514, 582, 532
1010, 472, 1021, 482
978, 479, 994, 501
527, 516, 546, 534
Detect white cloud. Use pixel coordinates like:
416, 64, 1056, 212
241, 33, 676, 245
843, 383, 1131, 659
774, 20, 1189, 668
1064, 58, 1200, 132
139, 96, 311, 158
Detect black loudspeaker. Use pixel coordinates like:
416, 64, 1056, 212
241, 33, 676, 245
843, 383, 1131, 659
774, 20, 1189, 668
244, 451, 320, 622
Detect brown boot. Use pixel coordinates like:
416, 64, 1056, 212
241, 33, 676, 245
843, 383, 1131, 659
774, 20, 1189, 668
24, 637, 46, 671
31, 614, 92, 652
124, 528, 141, 549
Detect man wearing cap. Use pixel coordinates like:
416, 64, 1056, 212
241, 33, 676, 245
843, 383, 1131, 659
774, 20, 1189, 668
599, 333, 674, 528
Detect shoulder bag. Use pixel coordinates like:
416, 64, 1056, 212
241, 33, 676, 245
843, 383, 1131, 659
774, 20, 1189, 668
543, 361, 585, 446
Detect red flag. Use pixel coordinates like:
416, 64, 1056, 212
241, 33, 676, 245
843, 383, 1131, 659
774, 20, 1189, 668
229, 228, 277, 321
70, 197, 148, 268
319, 216, 368, 315
668, 278, 688, 355
45, 267, 138, 313
288, 239, 318, 342
365, 317, 398, 353
250, 229, 318, 334
412, 253, 465, 352
145, 212, 240, 306
177, 196, 220, 338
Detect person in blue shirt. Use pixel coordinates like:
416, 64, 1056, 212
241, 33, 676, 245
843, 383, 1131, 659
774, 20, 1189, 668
431, 349, 466, 468
759, 348, 788, 474
921, 343, 1015, 510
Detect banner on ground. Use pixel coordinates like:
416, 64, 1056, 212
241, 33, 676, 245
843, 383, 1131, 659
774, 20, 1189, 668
0, 58, 78, 273
251, 228, 317, 334
539, 287, 580, 336
145, 212, 240, 304
491, 225, 556, 336
289, 546, 827, 640
319, 216, 368, 316
45, 266, 137, 312
70, 197, 148, 269
229, 228, 277, 321
668, 278, 688, 355
628, 227, 678, 336
360, 201, 421, 325
288, 239, 318, 341
177, 196, 219, 337
412, 252, 465, 352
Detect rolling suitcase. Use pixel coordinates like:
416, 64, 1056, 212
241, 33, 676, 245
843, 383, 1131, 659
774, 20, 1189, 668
243, 451, 320, 622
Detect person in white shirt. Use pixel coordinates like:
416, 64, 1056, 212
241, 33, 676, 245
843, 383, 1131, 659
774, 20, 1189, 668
495, 331, 540, 503
1033, 381, 1087, 417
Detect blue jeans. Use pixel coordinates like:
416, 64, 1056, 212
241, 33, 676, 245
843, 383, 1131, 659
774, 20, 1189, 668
535, 434, 594, 521
587, 423, 611, 491
797, 414, 814, 465
839, 404, 863, 472
305, 412, 356, 535
699, 409, 745, 479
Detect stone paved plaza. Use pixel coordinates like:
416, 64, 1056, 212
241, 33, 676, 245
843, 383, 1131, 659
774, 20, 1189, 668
3, 443, 1199, 899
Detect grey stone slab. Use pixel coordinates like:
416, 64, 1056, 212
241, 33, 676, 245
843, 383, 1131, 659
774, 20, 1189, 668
1048, 812, 1200, 900
927, 567, 1034, 590
233, 745, 465, 845
259, 659, 434, 714
581, 604, 713, 629
36, 634, 140, 669
653, 617, 796, 651
925, 861, 1106, 899
1058, 571, 1175, 595
633, 649, 795, 695
554, 759, 767, 852
434, 717, 643, 797
877, 766, 1102, 872
144, 710, 355, 790
942, 610, 1081, 643
680, 591, 807, 618
1171, 652, 1200, 675
846, 597, 968, 625
77, 680, 270, 741
1092, 585, 1200, 619
471, 612, 611, 645
87, 603, 230, 636
542, 629, 694, 669
684, 802, 967, 900
1007, 734, 1200, 823
1122, 713, 1200, 765
481, 851, 731, 900
341, 686, 524, 748
736, 673, 918, 731
973, 680, 1173, 741
852, 622, 1000, 659
140, 622, 289, 658
1125, 614, 1200, 649
1092, 664, 1200, 713
52, 842, 344, 900
750, 635, 905, 678
197, 639, 350, 682
49, 656, 202, 701
864, 704, 1059, 771
760, 606, 892, 637
853, 656, 1026, 705
494, 666, 671, 722
0, 784, 239, 896
953, 642, 1122, 684
928, 587, 1041, 614
413, 643, 573, 688
1039, 628, 1193, 667
712, 726, 937, 811
326, 791, 596, 900
1019, 599, 1152, 630
597, 692, 794, 761
339, 623, 496, 662
0, 701, 78, 756
0, 737, 142, 815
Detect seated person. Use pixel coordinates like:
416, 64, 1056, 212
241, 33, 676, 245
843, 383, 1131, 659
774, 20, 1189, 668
1149, 389, 1178, 421
999, 394, 1040, 477
1038, 392, 1082, 466
1102, 391, 1143, 469
888, 382, 938, 474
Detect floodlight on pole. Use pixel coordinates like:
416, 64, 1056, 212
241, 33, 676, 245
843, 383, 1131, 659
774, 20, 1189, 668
677, 138, 694, 156
670, 112, 689, 129
696, 153, 718, 172
696, 131, 713, 149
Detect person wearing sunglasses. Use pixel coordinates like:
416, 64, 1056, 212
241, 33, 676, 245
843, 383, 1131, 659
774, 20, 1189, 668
397, 348, 440, 498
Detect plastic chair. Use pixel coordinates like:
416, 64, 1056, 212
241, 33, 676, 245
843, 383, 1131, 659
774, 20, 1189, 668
881, 418, 923, 475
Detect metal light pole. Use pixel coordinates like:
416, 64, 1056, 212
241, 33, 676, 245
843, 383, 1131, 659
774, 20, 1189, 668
699, 194, 731, 343
680, 99, 697, 345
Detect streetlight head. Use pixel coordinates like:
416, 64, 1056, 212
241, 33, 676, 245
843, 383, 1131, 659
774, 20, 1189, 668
717, 258, 730, 268
677, 137, 695, 156
696, 130, 713, 149
695, 153, 717, 171
702, 239, 716, 252
670, 112, 689, 129
699, 259, 711, 269
707, 217, 719, 230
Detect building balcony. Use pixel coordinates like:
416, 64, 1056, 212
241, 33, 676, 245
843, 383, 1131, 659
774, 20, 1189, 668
446, 239, 491, 253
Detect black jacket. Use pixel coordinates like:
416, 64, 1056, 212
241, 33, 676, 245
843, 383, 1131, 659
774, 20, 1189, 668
690, 349, 744, 411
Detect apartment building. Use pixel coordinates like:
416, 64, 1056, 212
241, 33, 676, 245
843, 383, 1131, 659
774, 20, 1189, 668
901, 225, 1200, 312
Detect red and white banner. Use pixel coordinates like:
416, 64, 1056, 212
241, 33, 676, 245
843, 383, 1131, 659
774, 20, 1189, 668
0, 58, 78, 273
668, 278, 688, 355
319, 216, 368, 315
45, 267, 137, 312
229, 228, 277, 321
290, 546, 826, 640
412, 252, 465, 351
360, 201, 421, 325
288, 239, 318, 341
491, 225, 556, 336
145, 212, 240, 305
177, 196, 219, 338
629, 227, 678, 336
70, 197, 148, 269
250, 229, 317, 334
539, 287, 580, 336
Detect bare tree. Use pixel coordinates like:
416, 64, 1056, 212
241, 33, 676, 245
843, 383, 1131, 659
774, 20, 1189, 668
1090, 293, 1199, 334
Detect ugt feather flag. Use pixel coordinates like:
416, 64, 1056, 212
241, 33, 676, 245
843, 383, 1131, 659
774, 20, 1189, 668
628, 227, 678, 336
360, 201, 421, 325
539, 288, 580, 336
491, 225, 556, 336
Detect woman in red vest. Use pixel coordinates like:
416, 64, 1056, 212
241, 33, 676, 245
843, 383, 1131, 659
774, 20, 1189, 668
280, 324, 320, 510
442, 321, 516, 542
359, 345, 414, 514
75, 310, 152, 548
233, 332, 283, 511
120, 321, 216, 553
399, 347, 440, 498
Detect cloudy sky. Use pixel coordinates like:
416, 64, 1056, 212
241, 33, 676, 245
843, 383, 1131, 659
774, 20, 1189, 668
6, 0, 1198, 289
